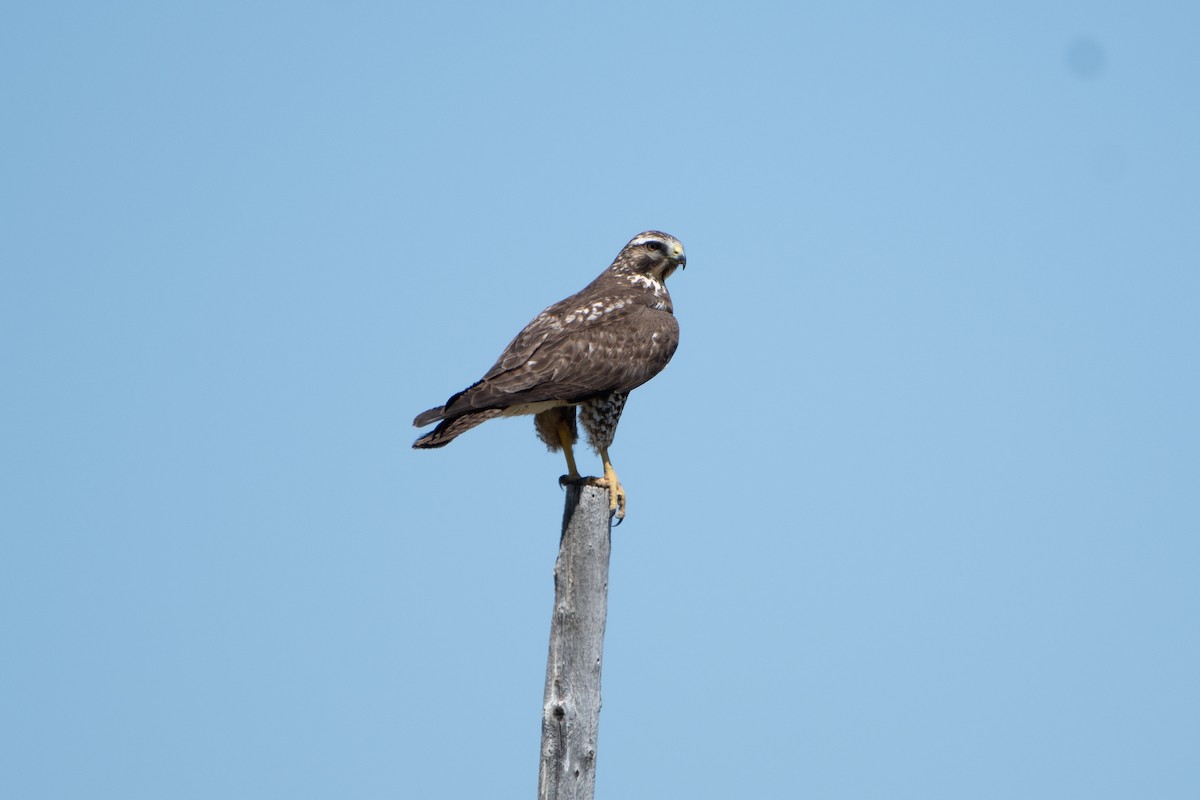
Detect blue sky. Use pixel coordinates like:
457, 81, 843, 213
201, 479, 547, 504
3, 2, 1198, 798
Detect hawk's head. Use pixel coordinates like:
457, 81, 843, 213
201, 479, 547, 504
612, 231, 686, 283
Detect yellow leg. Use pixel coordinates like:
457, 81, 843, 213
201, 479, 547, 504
557, 420, 581, 481
594, 447, 626, 520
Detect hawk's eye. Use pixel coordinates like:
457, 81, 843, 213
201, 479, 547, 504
644, 241, 663, 252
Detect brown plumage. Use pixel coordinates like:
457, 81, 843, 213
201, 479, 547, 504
412, 230, 686, 519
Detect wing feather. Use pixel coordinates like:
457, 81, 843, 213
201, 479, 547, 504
439, 302, 678, 419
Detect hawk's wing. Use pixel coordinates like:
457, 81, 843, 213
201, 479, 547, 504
439, 301, 679, 419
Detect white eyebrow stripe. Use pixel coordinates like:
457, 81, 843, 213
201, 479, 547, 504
630, 234, 663, 246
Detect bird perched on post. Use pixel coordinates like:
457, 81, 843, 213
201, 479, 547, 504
412, 230, 686, 521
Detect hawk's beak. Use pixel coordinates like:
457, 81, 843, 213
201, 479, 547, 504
673, 243, 686, 269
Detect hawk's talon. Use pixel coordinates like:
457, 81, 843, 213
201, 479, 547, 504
608, 487, 626, 526
609, 484, 626, 521
589, 464, 626, 522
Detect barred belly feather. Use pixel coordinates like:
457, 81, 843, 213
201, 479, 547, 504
579, 392, 628, 454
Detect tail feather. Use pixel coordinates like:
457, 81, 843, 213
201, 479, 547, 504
412, 409, 503, 449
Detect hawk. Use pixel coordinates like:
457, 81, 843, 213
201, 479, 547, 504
412, 230, 686, 520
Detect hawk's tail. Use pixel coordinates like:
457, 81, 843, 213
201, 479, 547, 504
412, 408, 504, 449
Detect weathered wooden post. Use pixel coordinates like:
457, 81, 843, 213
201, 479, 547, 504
537, 483, 613, 800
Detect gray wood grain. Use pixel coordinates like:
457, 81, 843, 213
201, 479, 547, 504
537, 484, 612, 800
